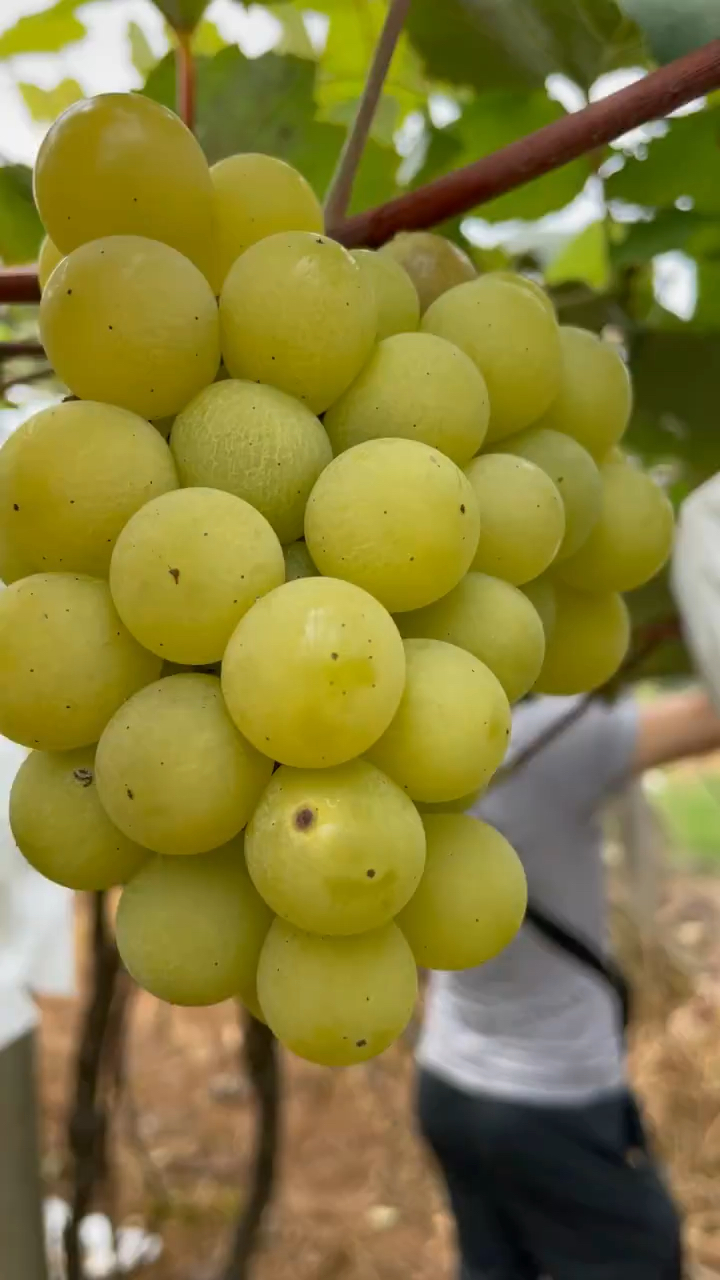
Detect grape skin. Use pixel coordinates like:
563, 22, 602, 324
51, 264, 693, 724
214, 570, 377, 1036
502, 427, 602, 560
350, 250, 420, 339
534, 584, 630, 695
37, 235, 63, 291
378, 232, 476, 313
520, 574, 557, 641
465, 453, 565, 584
535, 327, 632, 459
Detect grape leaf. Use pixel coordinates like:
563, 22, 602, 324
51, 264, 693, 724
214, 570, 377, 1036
606, 106, 720, 214
546, 221, 610, 290
618, 0, 720, 62
0, 167, 44, 266
128, 21, 158, 77
0, 0, 86, 58
19, 78, 83, 122
151, 0, 209, 34
192, 19, 226, 55
609, 209, 720, 266
627, 329, 720, 478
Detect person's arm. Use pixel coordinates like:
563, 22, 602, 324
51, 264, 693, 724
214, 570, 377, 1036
632, 688, 720, 774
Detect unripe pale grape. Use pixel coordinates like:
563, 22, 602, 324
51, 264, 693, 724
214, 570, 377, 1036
220, 232, 375, 413
283, 540, 318, 581
33, 93, 214, 275
465, 453, 565, 584
305, 438, 480, 612
10, 747, 148, 891
210, 153, 323, 293
0, 526, 34, 585
398, 814, 527, 969
109, 488, 284, 664
0, 400, 178, 577
378, 232, 476, 312
95, 674, 272, 855
536, 327, 632, 459
502, 427, 601, 559
367, 638, 510, 803
170, 380, 331, 544
0, 574, 160, 750
535, 584, 630, 695
399, 572, 545, 704
485, 271, 555, 318
422, 276, 561, 442
222, 577, 405, 768
246, 759, 426, 935
116, 838, 272, 1008
257, 919, 418, 1066
350, 250, 420, 339
520, 574, 557, 640
555, 458, 674, 594
323, 333, 489, 466
37, 235, 63, 290
40, 236, 220, 419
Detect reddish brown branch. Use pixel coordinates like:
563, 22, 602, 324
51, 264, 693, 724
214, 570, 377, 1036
0, 268, 41, 304
330, 39, 720, 246
176, 32, 196, 131
0, 341, 45, 359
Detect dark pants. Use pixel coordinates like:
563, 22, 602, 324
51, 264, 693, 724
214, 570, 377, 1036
417, 1069, 682, 1280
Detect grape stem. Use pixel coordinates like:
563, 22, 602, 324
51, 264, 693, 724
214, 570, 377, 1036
175, 31, 197, 132
324, 0, 412, 225
329, 39, 720, 246
0, 267, 41, 303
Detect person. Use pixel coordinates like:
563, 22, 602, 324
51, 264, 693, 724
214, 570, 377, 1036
416, 686, 720, 1280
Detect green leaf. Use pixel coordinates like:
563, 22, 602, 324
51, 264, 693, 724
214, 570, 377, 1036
628, 329, 720, 479
270, 5, 316, 60
19, 78, 83, 122
191, 19, 226, 55
0, 166, 44, 266
151, 0, 209, 34
609, 209, 720, 266
128, 21, 158, 77
618, 0, 720, 62
545, 220, 610, 290
0, 0, 86, 58
317, 1, 427, 122
607, 105, 720, 214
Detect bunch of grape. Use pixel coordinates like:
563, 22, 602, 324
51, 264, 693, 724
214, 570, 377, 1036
0, 93, 673, 1067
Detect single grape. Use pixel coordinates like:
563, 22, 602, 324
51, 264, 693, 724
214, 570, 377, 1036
323, 332, 489, 466
535, 584, 630, 695
0, 524, 34, 585
378, 232, 476, 312
305, 438, 480, 612
257, 918, 418, 1066
465, 453, 565, 584
37, 235, 63, 290
536, 327, 632, 459
116, 837, 272, 1008
246, 759, 426, 935
33, 93, 214, 276
40, 236, 220, 419
95, 674, 273, 855
555, 457, 674, 594
502, 427, 601, 560
0, 400, 178, 577
367, 638, 510, 803
397, 814, 527, 970
520, 574, 557, 641
398, 572, 545, 704
210, 153, 323, 293
222, 577, 406, 768
0, 574, 160, 750
422, 275, 561, 442
350, 250, 420, 339
220, 232, 376, 413
484, 271, 555, 318
109, 488, 284, 665
283, 540, 318, 582
10, 747, 148, 891
170, 380, 331, 544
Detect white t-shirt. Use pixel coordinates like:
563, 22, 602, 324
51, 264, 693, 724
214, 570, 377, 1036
418, 695, 638, 1105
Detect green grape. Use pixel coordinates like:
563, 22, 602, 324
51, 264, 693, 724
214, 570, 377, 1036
246, 759, 426, 935
535, 584, 630, 695
283, 540, 318, 582
0, 574, 160, 750
40, 236, 220, 420
323, 333, 489, 467
350, 250, 420, 339
502, 427, 601, 560
465, 453, 565, 584
397, 814, 527, 970
417, 788, 484, 815
95, 674, 272, 856
304, 438, 480, 612
116, 837, 273, 1007
555, 457, 674, 594
398, 572, 545, 705
520, 574, 556, 641
422, 275, 561, 442
33, 93, 214, 277
257, 918, 418, 1066
367, 638, 510, 803
170, 380, 332, 544
222, 577, 406, 768
378, 232, 476, 313
0, 524, 34, 585
536, 327, 632, 459
10, 747, 148, 892
210, 153, 323, 294
220, 232, 376, 413
0, 400, 178, 577
37, 235, 63, 291
484, 271, 555, 318
109, 488, 284, 665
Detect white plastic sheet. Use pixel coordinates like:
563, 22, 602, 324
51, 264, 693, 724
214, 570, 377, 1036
673, 473, 720, 708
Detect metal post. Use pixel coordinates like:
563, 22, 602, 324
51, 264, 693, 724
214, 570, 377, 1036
0, 1031, 48, 1280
